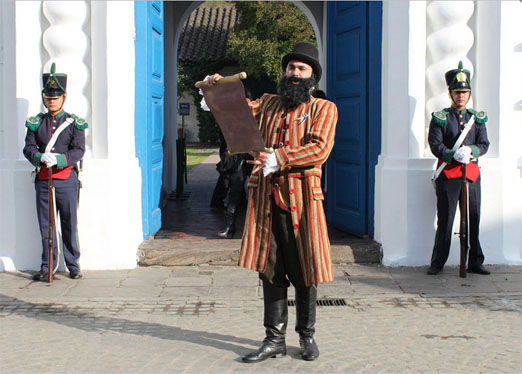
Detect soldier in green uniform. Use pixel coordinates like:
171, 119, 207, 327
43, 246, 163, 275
23, 63, 88, 281
427, 61, 490, 275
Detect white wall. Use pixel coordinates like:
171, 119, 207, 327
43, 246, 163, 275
0, 0, 44, 272
497, 1, 522, 261
79, 1, 142, 270
0, 1, 142, 271
376, 0, 522, 266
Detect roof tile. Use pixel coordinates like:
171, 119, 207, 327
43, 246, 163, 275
178, 3, 238, 62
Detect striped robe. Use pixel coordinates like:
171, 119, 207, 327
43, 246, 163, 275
238, 94, 338, 286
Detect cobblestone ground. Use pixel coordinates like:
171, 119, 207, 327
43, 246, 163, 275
1, 291, 521, 373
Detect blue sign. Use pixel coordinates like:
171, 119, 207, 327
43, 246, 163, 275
179, 102, 190, 116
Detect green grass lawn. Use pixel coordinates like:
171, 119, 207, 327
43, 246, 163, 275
186, 144, 218, 172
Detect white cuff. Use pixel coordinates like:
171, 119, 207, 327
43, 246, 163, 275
263, 152, 280, 177
199, 75, 211, 111
200, 98, 210, 111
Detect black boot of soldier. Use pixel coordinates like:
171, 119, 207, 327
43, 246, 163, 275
295, 286, 319, 361
217, 205, 236, 239
32, 268, 49, 281
242, 281, 288, 363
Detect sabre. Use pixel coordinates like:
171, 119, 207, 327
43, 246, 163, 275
457, 163, 470, 278
48, 166, 55, 283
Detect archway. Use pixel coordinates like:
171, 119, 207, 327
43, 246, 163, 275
160, 1, 325, 237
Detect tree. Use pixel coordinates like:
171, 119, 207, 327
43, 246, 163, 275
177, 1, 316, 142
227, 1, 316, 82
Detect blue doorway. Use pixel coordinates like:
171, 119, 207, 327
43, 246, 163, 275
135, 1, 165, 239
326, 1, 382, 237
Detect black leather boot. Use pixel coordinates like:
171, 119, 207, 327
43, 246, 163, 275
242, 281, 288, 363
32, 269, 49, 281
217, 206, 236, 238
295, 286, 319, 361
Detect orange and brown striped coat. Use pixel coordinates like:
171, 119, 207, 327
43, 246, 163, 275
238, 94, 338, 286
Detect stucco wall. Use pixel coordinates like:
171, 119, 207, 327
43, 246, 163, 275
0, 1, 142, 271
376, 0, 522, 266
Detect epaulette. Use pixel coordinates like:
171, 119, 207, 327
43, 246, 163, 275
467, 108, 488, 125
431, 109, 449, 127
70, 113, 88, 130
25, 113, 44, 131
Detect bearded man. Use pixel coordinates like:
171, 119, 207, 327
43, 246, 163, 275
208, 42, 338, 363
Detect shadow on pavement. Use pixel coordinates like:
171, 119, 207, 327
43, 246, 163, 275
1, 294, 260, 356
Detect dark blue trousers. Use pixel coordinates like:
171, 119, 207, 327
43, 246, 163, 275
431, 174, 485, 269
35, 172, 80, 272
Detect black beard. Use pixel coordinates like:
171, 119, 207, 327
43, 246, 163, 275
277, 75, 316, 110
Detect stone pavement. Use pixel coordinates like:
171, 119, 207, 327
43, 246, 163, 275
1, 264, 521, 373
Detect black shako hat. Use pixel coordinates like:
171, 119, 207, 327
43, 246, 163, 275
445, 61, 471, 92
42, 62, 67, 98
281, 42, 322, 82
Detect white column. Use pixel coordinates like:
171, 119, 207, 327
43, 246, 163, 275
408, 1, 427, 158
376, 0, 412, 265
0, 1, 46, 272
77, 1, 142, 269
0, 0, 18, 271
42, 1, 91, 151
90, 1, 109, 159
0, 0, 18, 160
492, 1, 522, 263
425, 0, 475, 153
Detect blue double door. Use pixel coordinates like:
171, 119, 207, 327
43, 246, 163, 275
133, 1, 382, 239
326, 1, 382, 237
135, 1, 164, 239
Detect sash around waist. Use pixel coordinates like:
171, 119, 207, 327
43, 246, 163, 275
272, 167, 322, 212
275, 166, 322, 181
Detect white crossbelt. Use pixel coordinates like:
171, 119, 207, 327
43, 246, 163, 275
44, 117, 74, 153
431, 115, 475, 185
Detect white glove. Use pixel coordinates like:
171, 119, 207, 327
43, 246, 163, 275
199, 75, 211, 111
263, 152, 280, 177
453, 146, 472, 164
41, 152, 57, 167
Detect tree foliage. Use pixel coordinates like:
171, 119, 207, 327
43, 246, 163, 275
176, 1, 316, 142
228, 1, 316, 82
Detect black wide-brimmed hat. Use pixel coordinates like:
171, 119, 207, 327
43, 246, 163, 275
281, 42, 322, 82
445, 61, 471, 92
42, 63, 67, 98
